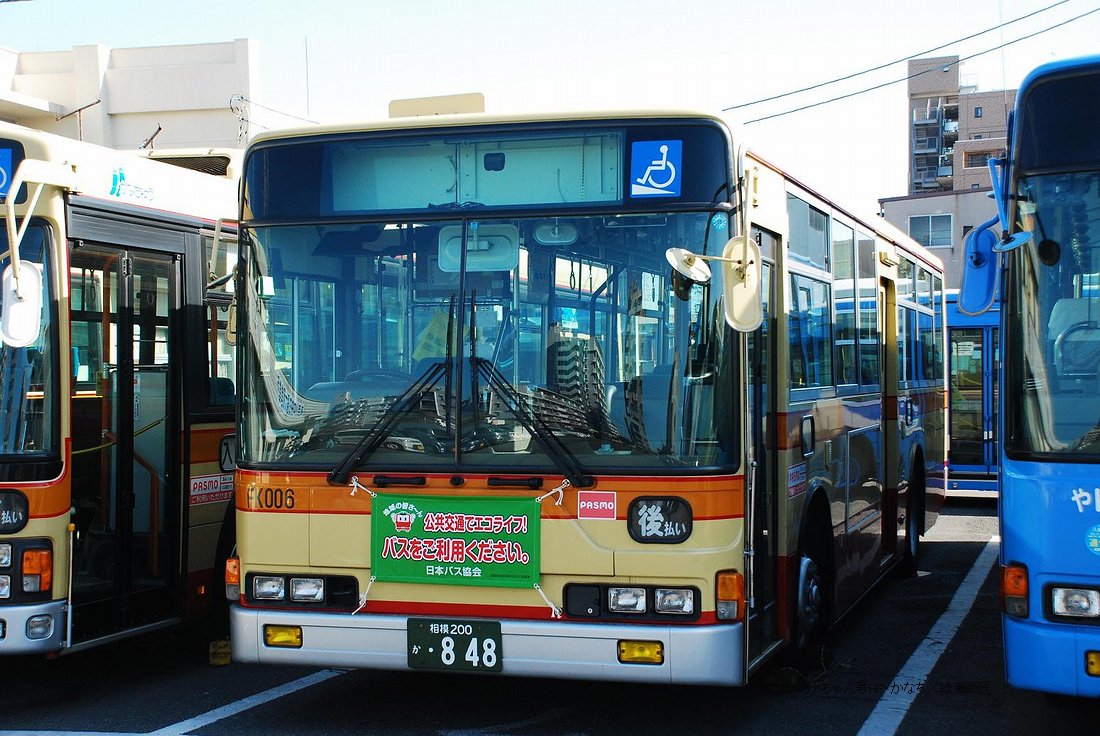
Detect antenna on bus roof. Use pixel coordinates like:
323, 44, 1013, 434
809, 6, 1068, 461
388, 93, 485, 118
140, 124, 163, 150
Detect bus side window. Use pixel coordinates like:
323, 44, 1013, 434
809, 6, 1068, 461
204, 233, 238, 407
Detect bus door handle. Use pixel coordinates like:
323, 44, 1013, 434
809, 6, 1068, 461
800, 415, 815, 458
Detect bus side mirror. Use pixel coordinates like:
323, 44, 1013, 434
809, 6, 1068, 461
958, 218, 1002, 316
721, 236, 763, 333
0, 261, 43, 348
665, 236, 763, 333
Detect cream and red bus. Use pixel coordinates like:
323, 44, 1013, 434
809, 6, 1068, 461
0, 122, 237, 654
228, 109, 945, 685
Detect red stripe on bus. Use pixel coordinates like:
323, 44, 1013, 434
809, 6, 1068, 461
242, 597, 721, 625
235, 469, 745, 519
190, 425, 234, 464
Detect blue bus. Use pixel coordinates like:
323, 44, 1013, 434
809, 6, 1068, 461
962, 55, 1100, 698
946, 292, 998, 496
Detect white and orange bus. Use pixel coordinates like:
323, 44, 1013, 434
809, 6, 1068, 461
228, 108, 946, 685
0, 122, 238, 654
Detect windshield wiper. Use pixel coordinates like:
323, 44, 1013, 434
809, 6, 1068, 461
470, 357, 594, 488
328, 297, 456, 485
327, 360, 451, 485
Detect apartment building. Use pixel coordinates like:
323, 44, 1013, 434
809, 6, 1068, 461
907, 55, 1016, 195
886, 55, 1017, 289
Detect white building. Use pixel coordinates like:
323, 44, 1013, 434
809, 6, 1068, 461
0, 38, 272, 153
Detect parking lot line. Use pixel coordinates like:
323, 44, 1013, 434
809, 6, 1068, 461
856, 535, 1000, 736
149, 669, 346, 736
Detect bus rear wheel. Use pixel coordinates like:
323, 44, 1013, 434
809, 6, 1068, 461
791, 520, 833, 670
794, 553, 825, 650
898, 464, 925, 577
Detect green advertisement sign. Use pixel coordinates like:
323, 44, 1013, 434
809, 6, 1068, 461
370, 493, 540, 588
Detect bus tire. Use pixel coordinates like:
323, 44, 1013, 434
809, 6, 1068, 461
897, 460, 925, 578
791, 505, 833, 670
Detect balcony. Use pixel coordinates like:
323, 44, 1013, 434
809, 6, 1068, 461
913, 136, 940, 154
913, 107, 942, 125
913, 167, 942, 189
942, 120, 959, 145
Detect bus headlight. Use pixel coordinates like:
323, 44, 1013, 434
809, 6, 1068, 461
289, 577, 324, 602
654, 588, 694, 615
0, 543, 11, 567
608, 587, 646, 613
253, 576, 286, 600
1052, 587, 1100, 618
0, 574, 9, 598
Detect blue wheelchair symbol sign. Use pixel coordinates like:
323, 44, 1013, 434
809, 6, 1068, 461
630, 140, 682, 198
0, 149, 11, 197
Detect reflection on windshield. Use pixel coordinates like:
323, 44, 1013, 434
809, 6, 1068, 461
1006, 171, 1100, 456
0, 224, 54, 456
239, 212, 739, 474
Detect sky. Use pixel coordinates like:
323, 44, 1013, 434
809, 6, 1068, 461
1, 0, 1098, 215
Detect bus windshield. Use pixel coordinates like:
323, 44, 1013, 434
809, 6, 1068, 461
1005, 170, 1100, 457
0, 222, 56, 458
239, 212, 739, 474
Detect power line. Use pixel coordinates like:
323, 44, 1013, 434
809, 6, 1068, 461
724, 0, 1069, 110
230, 94, 318, 125
740, 5, 1100, 125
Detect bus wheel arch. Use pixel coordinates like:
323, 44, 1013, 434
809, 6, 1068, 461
209, 502, 237, 638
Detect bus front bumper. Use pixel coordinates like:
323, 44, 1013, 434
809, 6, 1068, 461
1004, 616, 1100, 697
0, 600, 66, 654
230, 605, 745, 686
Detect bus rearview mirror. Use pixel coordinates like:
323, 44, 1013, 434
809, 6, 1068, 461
958, 218, 1002, 316
0, 261, 43, 348
721, 236, 763, 333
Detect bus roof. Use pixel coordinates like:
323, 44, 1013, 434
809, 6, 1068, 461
1013, 54, 1100, 176
1, 120, 238, 224
245, 108, 941, 273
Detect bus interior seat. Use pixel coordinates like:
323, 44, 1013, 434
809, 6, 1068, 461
1048, 298, 1100, 380
210, 377, 235, 405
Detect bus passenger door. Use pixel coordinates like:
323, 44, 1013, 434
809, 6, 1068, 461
747, 249, 780, 665
69, 245, 179, 645
879, 279, 900, 559
948, 326, 997, 480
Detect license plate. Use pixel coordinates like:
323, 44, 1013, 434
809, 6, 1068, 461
407, 618, 503, 672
